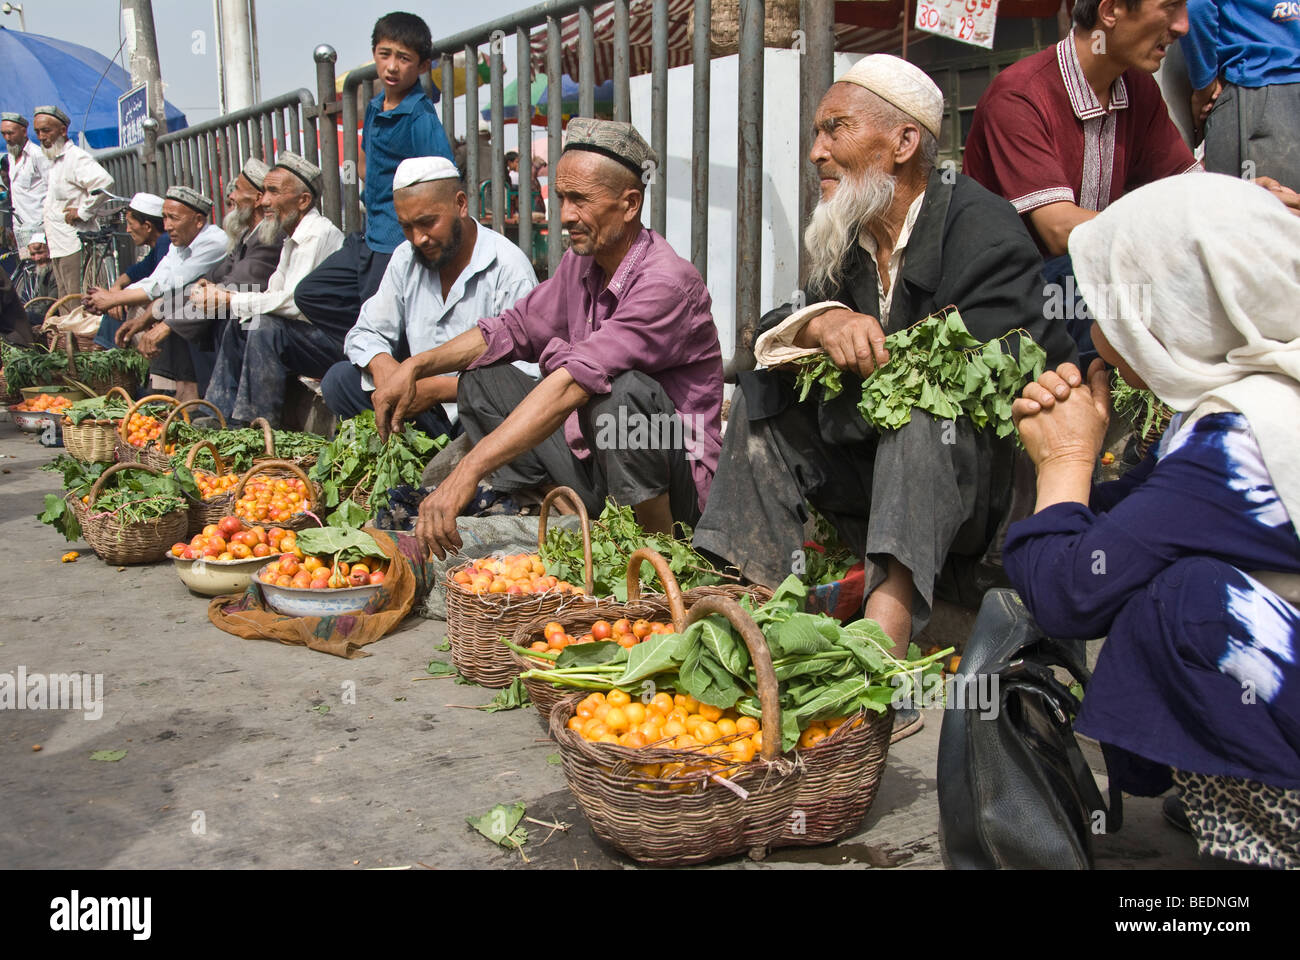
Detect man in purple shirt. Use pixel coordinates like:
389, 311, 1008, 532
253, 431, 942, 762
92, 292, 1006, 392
374, 118, 723, 558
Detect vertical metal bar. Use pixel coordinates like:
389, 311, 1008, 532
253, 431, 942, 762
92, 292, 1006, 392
516, 25, 533, 260
281, 106, 293, 152
465, 42, 480, 219
251, 111, 264, 158
650, 0, 668, 234
441, 54, 455, 147
341, 78, 361, 235
300, 102, 320, 167
206, 132, 219, 202
799, 0, 834, 285
314, 46, 339, 224
143, 118, 159, 195
691, 0, 710, 280
579, 5, 595, 118
613, 0, 630, 122
420, 70, 436, 101
261, 113, 274, 160
272, 111, 283, 162
490, 33, 506, 234
732, 0, 764, 376
546, 16, 563, 274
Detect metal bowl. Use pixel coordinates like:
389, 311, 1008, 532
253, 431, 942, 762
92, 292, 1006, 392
254, 570, 385, 618
13, 410, 59, 433
170, 553, 271, 597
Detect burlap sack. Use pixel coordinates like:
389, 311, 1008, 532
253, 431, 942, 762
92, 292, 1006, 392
207, 528, 439, 659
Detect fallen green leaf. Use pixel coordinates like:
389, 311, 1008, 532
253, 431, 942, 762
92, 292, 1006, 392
89, 749, 127, 762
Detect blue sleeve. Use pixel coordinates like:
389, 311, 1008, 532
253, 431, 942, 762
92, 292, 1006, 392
124, 235, 167, 283
1181, 0, 1221, 90
1089, 453, 1156, 513
414, 112, 454, 163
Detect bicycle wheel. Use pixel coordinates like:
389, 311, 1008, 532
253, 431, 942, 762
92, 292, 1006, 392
12, 260, 40, 303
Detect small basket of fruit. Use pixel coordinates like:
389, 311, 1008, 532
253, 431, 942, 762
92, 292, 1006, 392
253, 525, 391, 618
506, 548, 686, 731
181, 440, 242, 536
61, 387, 132, 464
139, 399, 226, 471
443, 486, 595, 688
167, 515, 288, 596
115, 393, 182, 465
80, 462, 190, 565
231, 459, 321, 532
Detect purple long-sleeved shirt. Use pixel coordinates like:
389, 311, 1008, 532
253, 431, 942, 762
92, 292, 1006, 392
469, 227, 723, 507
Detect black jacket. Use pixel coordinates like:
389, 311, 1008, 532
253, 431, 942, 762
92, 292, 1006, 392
742, 169, 1077, 440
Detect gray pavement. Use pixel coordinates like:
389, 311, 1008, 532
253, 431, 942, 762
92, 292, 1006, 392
0, 428, 1225, 869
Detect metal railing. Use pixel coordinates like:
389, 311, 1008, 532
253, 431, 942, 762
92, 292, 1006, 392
90, 0, 838, 376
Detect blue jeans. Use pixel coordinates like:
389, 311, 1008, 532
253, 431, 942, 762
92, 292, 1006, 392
320, 359, 460, 441
205, 315, 344, 426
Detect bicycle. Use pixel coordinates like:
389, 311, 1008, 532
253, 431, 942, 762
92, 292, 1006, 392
77, 189, 133, 294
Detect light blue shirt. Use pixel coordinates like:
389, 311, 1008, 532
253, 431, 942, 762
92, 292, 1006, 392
130, 222, 228, 302
345, 219, 539, 423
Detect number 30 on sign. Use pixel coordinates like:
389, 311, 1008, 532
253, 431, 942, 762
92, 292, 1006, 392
915, 0, 999, 50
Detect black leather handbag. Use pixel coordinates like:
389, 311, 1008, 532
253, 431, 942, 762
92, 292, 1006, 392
937, 589, 1122, 869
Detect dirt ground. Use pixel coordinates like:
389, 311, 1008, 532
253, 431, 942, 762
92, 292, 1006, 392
0, 427, 1231, 870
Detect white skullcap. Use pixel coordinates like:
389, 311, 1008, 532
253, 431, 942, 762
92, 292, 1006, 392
128, 192, 165, 219
29, 232, 46, 245
836, 55, 944, 140
393, 156, 460, 191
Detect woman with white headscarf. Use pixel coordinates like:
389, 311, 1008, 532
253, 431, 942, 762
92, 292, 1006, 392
1002, 172, 1300, 869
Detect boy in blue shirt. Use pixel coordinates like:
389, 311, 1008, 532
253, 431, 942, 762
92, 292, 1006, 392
1183, 0, 1300, 189
294, 11, 455, 346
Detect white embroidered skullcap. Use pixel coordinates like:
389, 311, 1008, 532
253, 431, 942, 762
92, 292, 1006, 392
836, 55, 944, 140
393, 156, 460, 191
128, 192, 165, 219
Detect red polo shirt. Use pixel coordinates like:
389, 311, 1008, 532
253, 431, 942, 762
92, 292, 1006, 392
962, 35, 1198, 253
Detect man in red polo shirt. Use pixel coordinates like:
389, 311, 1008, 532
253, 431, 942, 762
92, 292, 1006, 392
962, 0, 1199, 258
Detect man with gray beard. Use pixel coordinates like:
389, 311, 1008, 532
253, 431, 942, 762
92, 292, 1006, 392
1, 113, 49, 258
694, 57, 1074, 737
32, 106, 113, 298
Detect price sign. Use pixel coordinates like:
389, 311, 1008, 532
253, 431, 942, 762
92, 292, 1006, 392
118, 83, 149, 148
914, 0, 999, 50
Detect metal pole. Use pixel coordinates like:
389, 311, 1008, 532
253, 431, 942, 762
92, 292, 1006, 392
650, 0, 668, 234
341, 72, 361, 234
212, 0, 227, 116
579, 5, 595, 118
691, 0, 710, 281
799, 0, 834, 285
249, 0, 263, 102
219, 0, 256, 111
465, 43, 480, 219
731, 0, 764, 378
517, 26, 533, 260
546, 17, 563, 274
613, 0, 630, 122
314, 46, 340, 226
490, 38, 507, 234
441, 54, 455, 146
142, 117, 160, 194
123, 0, 168, 133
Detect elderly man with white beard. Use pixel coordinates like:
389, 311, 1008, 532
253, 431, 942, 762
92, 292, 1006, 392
693, 57, 1075, 717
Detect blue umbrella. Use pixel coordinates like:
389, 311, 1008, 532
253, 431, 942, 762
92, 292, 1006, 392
0, 26, 187, 149
538, 75, 615, 119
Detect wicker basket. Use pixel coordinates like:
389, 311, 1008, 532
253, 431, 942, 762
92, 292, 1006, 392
141, 399, 225, 471
61, 386, 132, 464
80, 462, 190, 565
510, 548, 687, 731
444, 486, 597, 688
182, 440, 240, 536
250, 417, 320, 471
115, 393, 181, 465
229, 458, 322, 533
57, 331, 140, 397
549, 595, 805, 866
39, 295, 96, 352
695, 0, 801, 55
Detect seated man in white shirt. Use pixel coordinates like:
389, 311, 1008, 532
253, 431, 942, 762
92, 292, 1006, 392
320, 156, 539, 439
197, 152, 345, 427
98, 187, 228, 400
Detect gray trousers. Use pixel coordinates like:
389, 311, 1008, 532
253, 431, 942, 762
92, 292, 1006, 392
1204, 82, 1300, 188
457, 363, 701, 525
693, 381, 1013, 635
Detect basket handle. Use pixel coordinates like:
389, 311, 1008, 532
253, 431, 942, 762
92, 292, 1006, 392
537, 486, 594, 596
103, 385, 134, 406
684, 596, 781, 762
248, 417, 275, 456
118, 393, 180, 444
87, 461, 167, 510
184, 439, 228, 477
161, 398, 225, 441
625, 547, 688, 632
232, 457, 314, 502
44, 293, 83, 323
63, 330, 78, 362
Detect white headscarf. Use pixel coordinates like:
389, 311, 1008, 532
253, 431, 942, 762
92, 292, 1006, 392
1069, 172, 1300, 537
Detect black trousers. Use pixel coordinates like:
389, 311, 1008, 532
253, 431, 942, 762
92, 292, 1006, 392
293, 232, 392, 341
320, 359, 460, 440
205, 315, 345, 426
457, 363, 701, 524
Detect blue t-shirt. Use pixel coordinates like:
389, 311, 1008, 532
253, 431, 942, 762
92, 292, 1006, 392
1183, 0, 1300, 90
124, 233, 170, 284
362, 86, 454, 254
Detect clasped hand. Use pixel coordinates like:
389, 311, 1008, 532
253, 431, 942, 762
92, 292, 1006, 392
1012, 358, 1111, 468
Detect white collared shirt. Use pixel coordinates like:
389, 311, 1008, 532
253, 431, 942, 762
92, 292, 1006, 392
130, 223, 229, 302
346, 220, 540, 422
8, 139, 50, 243
42, 142, 114, 258
227, 208, 344, 323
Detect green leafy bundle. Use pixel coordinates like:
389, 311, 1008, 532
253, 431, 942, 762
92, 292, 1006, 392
309, 411, 447, 517
801, 510, 854, 586
38, 460, 187, 541
793, 308, 1047, 440
295, 524, 384, 565
70, 349, 149, 386
169, 424, 328, 474
1110, 370, 1171, 440
64, 394, 131, 425
517, 576, 949, 752
1, 342, 68, 390
540, 499, 726, 601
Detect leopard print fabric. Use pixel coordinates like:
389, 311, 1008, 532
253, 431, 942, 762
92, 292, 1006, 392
1173, 769, 1300, 870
